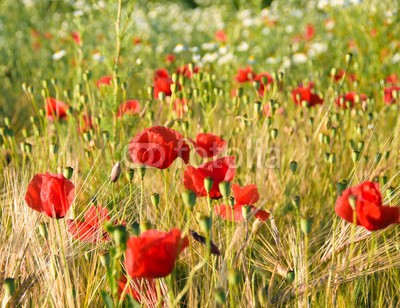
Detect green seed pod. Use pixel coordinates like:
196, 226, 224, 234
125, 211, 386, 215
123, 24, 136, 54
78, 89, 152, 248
286, 270, 295, 283
242, 205, 252, 221
182, 190, 196, 210
204, 177, 214, 194
228, 268, 242, 286
300, 218, 312, 235
113, 225, 128, 249
126, 168, 135, 182
270, 128, 278, 140
99, 253, 110, 269
214, 287, 226, 305
292, 196, 301, 210
4, 278, 15, 297
336, 179, 348, 195
63, 166, 74, 180
138, 165, 146, 180
229, 196, 235, 207
351, 151, 360, 162
140, 220, 150, 232
289, 161, 298, 173
348, 195, 357, 211
199, 215, 212, 234
219, 181, 231, 200
151, 193, 160, 208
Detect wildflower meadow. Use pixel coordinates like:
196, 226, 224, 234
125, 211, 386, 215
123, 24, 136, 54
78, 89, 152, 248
0, 0, 400, 307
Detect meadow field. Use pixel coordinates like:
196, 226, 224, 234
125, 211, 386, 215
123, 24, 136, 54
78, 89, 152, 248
0, 0, 400, 307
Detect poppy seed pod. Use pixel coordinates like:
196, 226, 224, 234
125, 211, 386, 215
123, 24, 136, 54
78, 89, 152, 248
300, 218, 312, 235
219, 181, 231, 200
289, 161, 298, 173
38, 222, 48, 239
286, 270, 295, 282
99, 253, 110, 269
113, 225, 128, 249
151, 193, 160, 208
228, 268, 242, 286
138, 165, 146, 180
4, 278, 15, 297
110, 161, 121, 183
204, 177, 214, 194
199, 215, 212, 234
182, 190, 197, 210
214, 287, 226, 305
63, 166, 74, 180
242, 205, 252, 221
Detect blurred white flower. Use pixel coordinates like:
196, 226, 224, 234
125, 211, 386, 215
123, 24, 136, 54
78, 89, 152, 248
237, 41, 249, 52
262, 27, 271, 35
173, 44, 186, 53
391, 53, 400, 63
282, 56, 291, 69
73, 10, 84, 16
93, 52, 105, 62
189, 46, 199, 53
308, 42, 328, 57
325, 19, 335, 30
266, 57, 278, 64
285, 25, 294, 33
52, 50, 66, 60
292, 53, 308, 64
219, 46, 228, 54
201, 42, 218, 51
202, 52, 218, 63
192, 54, 201, 63
218, 53, 235, 65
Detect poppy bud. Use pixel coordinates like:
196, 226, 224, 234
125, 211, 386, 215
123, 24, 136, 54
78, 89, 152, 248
158, 92, 166, 101
84, 251, 91, 261
63, 166, 74, 180
384, 151, 390, 160
380, 175, 388, 186
308, 117, 314, 126
112, 225, 128, 249
38, 222, 48, 239
300, 218, 312, 235
151, 193, 160, 208
286, 270, 295, 282
182, 190, 196, 210
348, 195, 357, 211
375, 152, 382, 163
228, 268, 242, 286
49, 144, 58, 154
165, 120, 175, 128
292, 196, 301, 209
4, 278, 15, 297
99, 253, 110, 269
254, 101, 262, 114
242, 206, 252, 221
328, 153, 336, 164
270, 128, 278, 140
323, 135, 330, 145
199, 215, 212, 234
330, 67, 337, 78
204, 177, 214, 194
102, 130, 110, 142
336, 179, 348, 195
138, 165, 146, 180
278, 71, 284, 82
253, 81, 260, 91
131, 221, 140, 236
147, 86, 153, 98
219, 181, 231, 200
215, 287, 226, 305
258, 286, 268, 306
345, 53, 353, 64
352, 151, 360, 162
140, 220, 150, 232
229, 196, 235, 207
289, 161, 298, 173
110, 161, 121, 183
126, 168, 135, 182
387, 186, 395, 199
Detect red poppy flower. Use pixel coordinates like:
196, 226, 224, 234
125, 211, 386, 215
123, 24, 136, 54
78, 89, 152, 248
304, 24, 315, 41
335, 92, 368, 109
335, 181, 400, 231
96, 75, 113, 88
194, 133, 227, 158
25, 173, 74, 219
254, 72, 274, 96
125, 228, 188, 278
384, 86, 400, 105
67, 205, 111, 243
176, 65, 199, 79
165, 54, 176, 63
117, 276, 161, 305
173, 98, 188, 117
45, 97, 69, 121
128, 126, 190, 169
214, 204, 269, 222
235, 66, 255, 83
153, 69, 174, 99
183, 156, 236, 199
215, 29, 227, 43
292, 83, 323, 107
117, 100, 141, 118
232, 183, 260, 205
386, 74, 398, 85
71, 31, 81, 45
